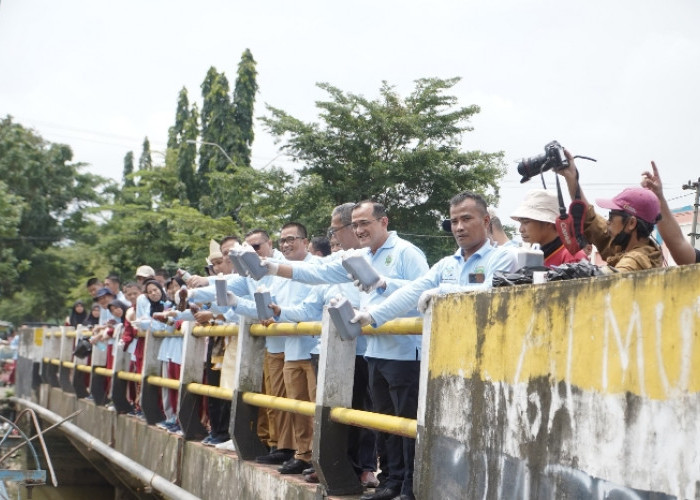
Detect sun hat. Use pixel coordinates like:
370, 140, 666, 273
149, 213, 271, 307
510, 189, 559, 224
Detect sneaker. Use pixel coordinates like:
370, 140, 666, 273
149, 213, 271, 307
167, 424, 182, 434
155, 417, 176, 430
201, 435, 214, 446
208, 435, 230, 446
214, 439, 235, 451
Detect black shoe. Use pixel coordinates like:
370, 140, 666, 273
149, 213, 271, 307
302, 467, 315, 476
359, 487, 400, 500
278, 458, 311, 475
255, 448, 294, 464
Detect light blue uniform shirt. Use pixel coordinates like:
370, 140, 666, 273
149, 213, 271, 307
274, 253, 321, 361
368, 241, 518, 327
189, 250, 288, 354
290, 231, 429, 361
278, 281, 366, 356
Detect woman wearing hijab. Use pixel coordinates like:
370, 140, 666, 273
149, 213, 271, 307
66, 300, 89, 327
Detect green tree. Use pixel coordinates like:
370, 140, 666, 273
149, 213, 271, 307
0, 116, 108, 323
262, 78, 506, 263
177, 103, 200, 205
231, 49, 258, 168
168, 87, 190, 150
123, 151, 135, 188
199, 67, 236, 197
138, 137, 153, 171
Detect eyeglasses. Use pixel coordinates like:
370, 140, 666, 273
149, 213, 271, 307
279, 236, 303, 245
607, 210, 629, 222
351, 218, 381, 231
328, 223, 352, 236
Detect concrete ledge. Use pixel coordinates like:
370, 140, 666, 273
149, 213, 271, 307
38, 387, 361, 500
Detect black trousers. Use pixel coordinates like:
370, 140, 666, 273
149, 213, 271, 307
206, 339, 231, 439
348, 355, 377, 473
366, 357, 420, 496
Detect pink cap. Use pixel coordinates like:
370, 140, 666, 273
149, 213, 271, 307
596, 187, 660, 224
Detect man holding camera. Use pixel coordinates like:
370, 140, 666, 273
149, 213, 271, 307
557, 151, 663, 271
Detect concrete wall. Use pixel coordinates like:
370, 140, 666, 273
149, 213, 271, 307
416, 264, 700, 499
34, 388, 334, 500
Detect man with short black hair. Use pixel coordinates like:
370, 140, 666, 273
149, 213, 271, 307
264, 200, 429, 500
104, 274, 127, 302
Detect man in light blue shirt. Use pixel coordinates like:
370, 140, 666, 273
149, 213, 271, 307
353, 191, 518, 327
264, 201, 429, 500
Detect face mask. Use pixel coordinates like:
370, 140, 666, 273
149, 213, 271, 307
611, 228, 632, 250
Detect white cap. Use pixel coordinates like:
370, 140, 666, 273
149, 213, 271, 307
135, 265, 155, 278
208, 239, 223, 260
510, 189, 559, 224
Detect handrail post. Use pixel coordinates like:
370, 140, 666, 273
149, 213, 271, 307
414, 306, 434, 496
72, 326, 90, 399
58, 327, 75, 392
312, 309, 363, 495
177, 321, 208, 440
15, 326, 40, 398
111, 325, 133, 414
140, 329, 166, 425
230, 318, 267, 460
89, 329, 109, 405
44, 328, 60, 388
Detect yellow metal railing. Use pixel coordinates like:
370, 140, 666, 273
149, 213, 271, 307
40, 315, 423, 443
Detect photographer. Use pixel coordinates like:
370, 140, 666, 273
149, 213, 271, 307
510, 189, 589, 267
556, 151, 663, 271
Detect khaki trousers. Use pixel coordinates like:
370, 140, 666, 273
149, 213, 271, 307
282, 359, 316, 459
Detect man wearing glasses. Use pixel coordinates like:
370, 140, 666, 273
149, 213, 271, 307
263, 200, 429, 500
557, 151, 663, 271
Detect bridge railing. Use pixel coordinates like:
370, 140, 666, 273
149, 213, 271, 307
24, 311, 422, 496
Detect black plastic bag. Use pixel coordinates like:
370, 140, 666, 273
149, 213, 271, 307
492, 261, 614, 287
73, 337, 92, 358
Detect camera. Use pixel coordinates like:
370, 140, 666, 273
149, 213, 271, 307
517, 140, 568, 183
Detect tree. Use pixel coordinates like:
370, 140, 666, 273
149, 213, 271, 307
262, 78, 506, 263
168, 87, 190, 150
177, 103, 200, 206
138, 137, 153, 171
231, 49, 258, 167
0, 116, 108, 323
122, 151, 135, 188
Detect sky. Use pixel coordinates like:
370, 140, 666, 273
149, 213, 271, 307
2, 0, 700, 241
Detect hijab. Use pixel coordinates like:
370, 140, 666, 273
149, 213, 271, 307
68, 300, 89, 327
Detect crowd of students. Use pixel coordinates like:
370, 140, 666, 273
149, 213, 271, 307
62, 157, 696, 500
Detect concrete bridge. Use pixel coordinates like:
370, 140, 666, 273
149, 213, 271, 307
11, 264, 700, 499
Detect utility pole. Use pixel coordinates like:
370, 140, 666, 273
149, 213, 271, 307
682, 177, 700, 246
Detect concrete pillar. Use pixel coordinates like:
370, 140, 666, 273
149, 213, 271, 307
58, 327, 75, 393
177, 321, 207, 440
71, 325, 90, 399
44, 327, 60, 388
89, 329, 109, 406
140, 329, 165, 425
230, 317, 267, 460
110, 325, 134, 414
312, 308, 363, 495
